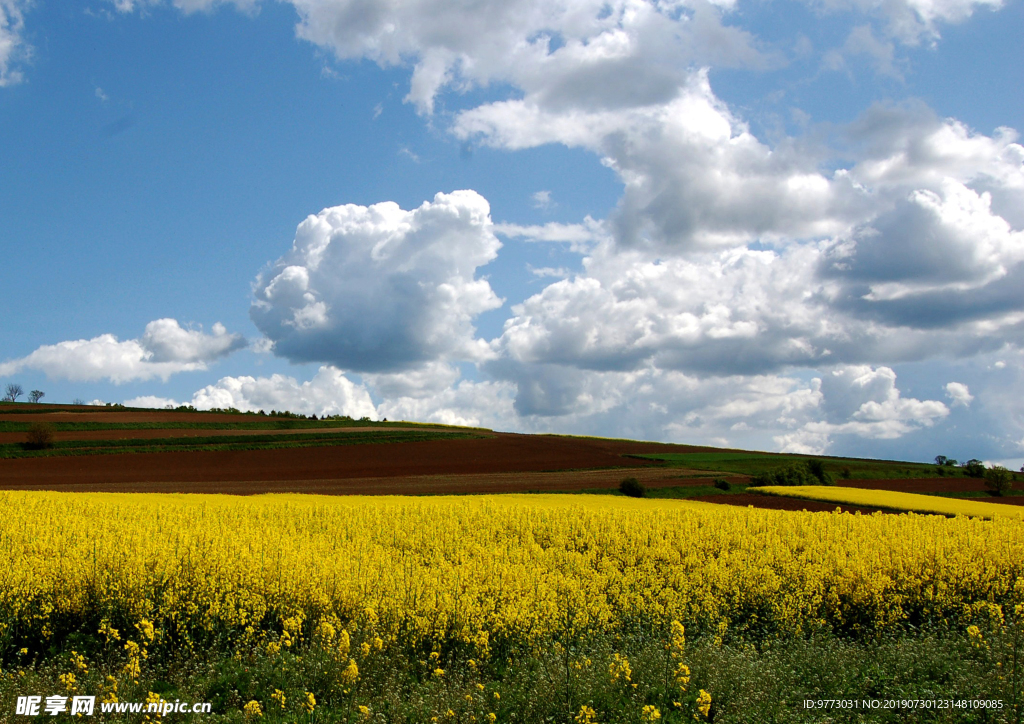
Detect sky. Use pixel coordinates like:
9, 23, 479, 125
1, 0, 1022, 464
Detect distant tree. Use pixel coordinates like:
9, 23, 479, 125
619, 477, 646, 498
28, 390, 44, 403
3, 383, 24, 402
935, 455, 948, 466
985, 466, 1014, 496
962, 459, 986, 478
71, 398, 85, 406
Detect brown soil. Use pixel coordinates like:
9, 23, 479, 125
0, 432, 721, 492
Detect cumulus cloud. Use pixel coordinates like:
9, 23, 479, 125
0, 319, 244, 383
289, 0, 772, 115
945, 381, 973, 406
250, 190, 502, 372
189, 366, 377, 418
459, 70, 872, 253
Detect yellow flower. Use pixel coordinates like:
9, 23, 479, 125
302, 692, 316, 713
574, 705, 598, 724
641, 705, 661, 721
358, 704, 371, 719
674, 662, 691, 690
243, 700, 263, 718
608, 653, 632, 683
341, 659, 360, 684
696, 690, 712, 718
270, 690, 286, 710
58, 672, 76, 692
433, 668, 445, 678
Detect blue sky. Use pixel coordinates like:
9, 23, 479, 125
1, 0, 1022, 464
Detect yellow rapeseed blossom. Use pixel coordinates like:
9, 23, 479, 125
58, 672, 76, 692
341, 659, 360, 684
608, 654, 632, 683
696, 690, 712, 718
302, 692, 316, 713
270, 690, 286, 710
575, 705, 598, 723
358, 704, 371, 719
641, 705, 661, 721
243, 700, 263, 718
0, 491, 1022, 658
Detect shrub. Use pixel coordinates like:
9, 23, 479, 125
714, 479, 731, 491
750, 460, 833, 487
962, 459, 986, 478
806, 459, 835, 485
25, 423, 55, 450
985, 466, 1014, 497
619, 477, 646, 498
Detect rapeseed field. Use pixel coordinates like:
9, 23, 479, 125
757, 485, 1024, 519
1, 492, 1022, 722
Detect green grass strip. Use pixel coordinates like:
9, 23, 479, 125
0, 431, 479, 459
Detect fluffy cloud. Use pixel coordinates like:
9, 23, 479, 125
0, 319, 244, 383
250, 190, 502, 372
945, 381, 973, 406
459, 72, 869, 252
188, 366, 378, 418
289, 0, 771, 114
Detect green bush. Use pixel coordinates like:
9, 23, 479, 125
714, 479, 731, 491
963, 459, 986, 478
618, 477, 646, 498
985, 465, 1014, 496
749, 460, 834, 487
25, 423, 54, 450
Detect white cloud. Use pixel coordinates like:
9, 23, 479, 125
809, 0, 1002, 44
288, 0, 773, 115
190, 366, 378, 418
123, 395, 181, 409
809, 365, 949, 438
362, 361, 462, 399
945, 381, 973, 406
107, 0, 258, 13
250, 190, 503, 372
0, 319, 244, 383
458, 70, 870, 252
0, 0, 28, 87
531, 190, 553, 209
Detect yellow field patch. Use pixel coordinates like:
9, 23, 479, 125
2, 491, 1023, 652
755, 485, 1024, 519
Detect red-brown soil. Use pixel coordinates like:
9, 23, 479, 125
3, 405, 1008, 514
0, 430, 723, 493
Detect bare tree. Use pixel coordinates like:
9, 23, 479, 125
3, 383, 24, 402
28, 390, 45, 403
